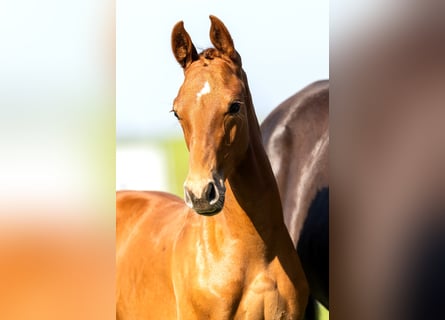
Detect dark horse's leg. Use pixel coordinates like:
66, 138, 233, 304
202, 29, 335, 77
298, 187, 329, 318
303, 295, 318, 320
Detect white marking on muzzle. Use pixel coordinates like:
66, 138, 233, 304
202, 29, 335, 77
184, 183, 194, 209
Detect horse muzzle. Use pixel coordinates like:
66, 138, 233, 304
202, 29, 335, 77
183, 174, 225, 216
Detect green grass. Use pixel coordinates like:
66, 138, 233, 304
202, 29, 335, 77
318, 302, 329, 320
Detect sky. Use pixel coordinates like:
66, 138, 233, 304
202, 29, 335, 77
0, 0, 328, 202
0, 0, 328, 212
117, 0, 329, 139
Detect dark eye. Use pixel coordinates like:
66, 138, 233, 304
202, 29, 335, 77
228, 102, 241, 114
171, 109, 181, 120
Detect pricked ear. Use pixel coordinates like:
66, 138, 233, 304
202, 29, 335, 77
209, 15, 237, 61
171, 21, 199, 69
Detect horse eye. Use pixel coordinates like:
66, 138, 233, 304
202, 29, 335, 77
228, 102, 241, 114
171, 109, 181, 120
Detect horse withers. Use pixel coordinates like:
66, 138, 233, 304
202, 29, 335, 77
116, 16, 308, 319
261, 80, 329, 318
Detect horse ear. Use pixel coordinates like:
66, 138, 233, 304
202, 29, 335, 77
171, 21, 199, 69
209, 15, 237, 62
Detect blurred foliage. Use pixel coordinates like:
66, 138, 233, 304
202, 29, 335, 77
159, 137, 189, 198
318, 302, 329, 320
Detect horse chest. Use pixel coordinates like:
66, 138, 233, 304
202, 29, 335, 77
173, 239, 296, 319
176, 235, 246, 292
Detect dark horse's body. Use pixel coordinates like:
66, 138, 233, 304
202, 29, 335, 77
261, 80, 329, 317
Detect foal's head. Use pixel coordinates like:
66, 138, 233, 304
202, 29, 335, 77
171, 16, 250, 215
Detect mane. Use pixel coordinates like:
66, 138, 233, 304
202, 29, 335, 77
199, 48, 222, 60
198, 48, 242, 67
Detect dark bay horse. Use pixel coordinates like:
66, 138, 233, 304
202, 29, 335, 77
116, 16, 308, 319
261, 80, 329, 318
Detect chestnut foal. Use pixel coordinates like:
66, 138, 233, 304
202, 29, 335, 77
116, 16, 308, 319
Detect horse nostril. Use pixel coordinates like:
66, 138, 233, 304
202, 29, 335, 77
206, 182, 218, 204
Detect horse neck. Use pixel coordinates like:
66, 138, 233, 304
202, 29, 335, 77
223, 71, 286, 243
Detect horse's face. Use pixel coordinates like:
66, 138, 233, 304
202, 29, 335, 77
171, 16, 249, 215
